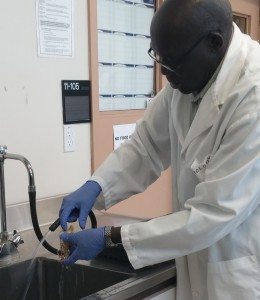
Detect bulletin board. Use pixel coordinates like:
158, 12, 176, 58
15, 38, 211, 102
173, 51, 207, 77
88, 0, 173, 219
97, 0, 155, 111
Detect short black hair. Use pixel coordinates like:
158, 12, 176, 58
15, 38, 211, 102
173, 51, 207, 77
152, 0, 233, 46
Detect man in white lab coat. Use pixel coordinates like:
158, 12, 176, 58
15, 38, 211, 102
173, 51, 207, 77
59, 0, 260, 299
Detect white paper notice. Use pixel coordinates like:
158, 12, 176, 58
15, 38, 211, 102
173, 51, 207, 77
113, 123, 136, 150
36, 0, 73, 57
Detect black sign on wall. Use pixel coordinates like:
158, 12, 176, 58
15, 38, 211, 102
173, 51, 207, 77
62, 80, 91, 124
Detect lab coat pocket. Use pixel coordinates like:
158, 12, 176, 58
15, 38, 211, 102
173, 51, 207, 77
207, 255, 260, 300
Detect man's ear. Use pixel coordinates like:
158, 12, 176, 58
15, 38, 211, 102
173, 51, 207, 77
207, 32, 223, 52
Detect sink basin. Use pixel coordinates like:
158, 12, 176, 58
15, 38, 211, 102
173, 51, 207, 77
0, 257, 131, 300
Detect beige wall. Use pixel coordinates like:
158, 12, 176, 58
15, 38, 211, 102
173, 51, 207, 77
0, 1, 91, 205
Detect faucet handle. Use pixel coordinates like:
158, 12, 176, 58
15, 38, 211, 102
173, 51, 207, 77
0, 145, 7, 154
9, 230, 24, 248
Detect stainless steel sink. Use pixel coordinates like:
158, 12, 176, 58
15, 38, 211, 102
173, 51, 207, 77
0, 257, 132, 300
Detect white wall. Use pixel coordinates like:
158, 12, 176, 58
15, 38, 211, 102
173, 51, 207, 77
0, 0, 91, 205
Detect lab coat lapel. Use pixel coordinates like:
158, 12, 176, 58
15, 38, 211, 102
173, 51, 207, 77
180, 90, 219, 156
171, 92, 193, 147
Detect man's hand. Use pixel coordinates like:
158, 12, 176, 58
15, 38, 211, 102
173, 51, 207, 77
59, 181, 101, 230
59, 228, 105, 264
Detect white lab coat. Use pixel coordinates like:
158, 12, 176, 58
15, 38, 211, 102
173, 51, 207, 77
91, 24, 260, 300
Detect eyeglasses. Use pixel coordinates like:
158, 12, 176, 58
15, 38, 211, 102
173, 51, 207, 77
148, 32, 212, 76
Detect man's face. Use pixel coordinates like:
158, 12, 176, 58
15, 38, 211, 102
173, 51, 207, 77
150, 32, 217, 94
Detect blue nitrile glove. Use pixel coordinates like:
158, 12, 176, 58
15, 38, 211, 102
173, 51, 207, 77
59, 181, 102, 230
59, 227, 105, 264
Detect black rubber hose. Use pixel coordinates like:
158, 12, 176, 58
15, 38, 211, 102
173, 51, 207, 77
49, 210, 97, 232
29, 191, 97, 255
29, 191, 59, 255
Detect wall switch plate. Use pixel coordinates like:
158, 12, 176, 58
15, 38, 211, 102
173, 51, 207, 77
63, 125, 76, 152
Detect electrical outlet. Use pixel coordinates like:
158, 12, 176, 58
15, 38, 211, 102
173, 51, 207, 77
63, 125, 76, 152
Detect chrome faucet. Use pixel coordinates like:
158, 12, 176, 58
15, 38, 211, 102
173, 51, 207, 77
0, 145, 35, 266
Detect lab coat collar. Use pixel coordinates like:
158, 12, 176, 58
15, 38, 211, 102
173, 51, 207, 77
180, 87, 219, 155
180, 23, 248, 155
213, 23, 248, 106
